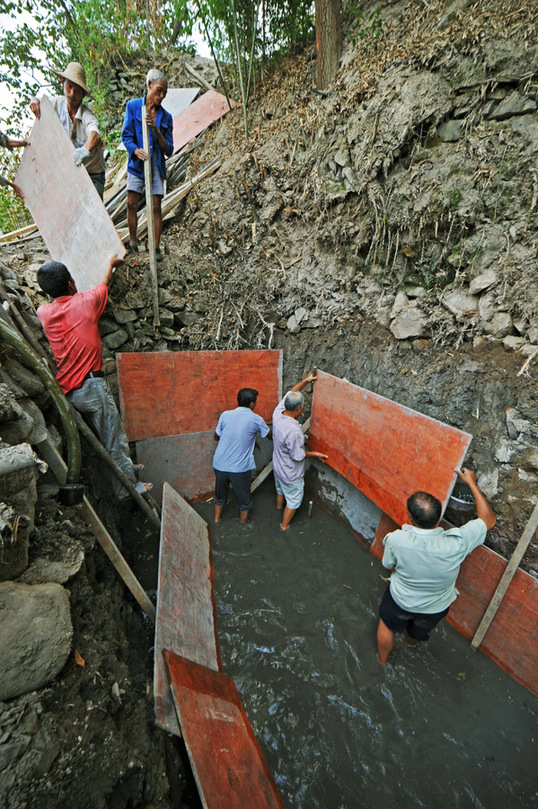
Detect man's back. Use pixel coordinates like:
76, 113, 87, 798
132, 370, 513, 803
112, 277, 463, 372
37, 284, 107, 393
383, 519, 486, 613
213, 407, 268, 473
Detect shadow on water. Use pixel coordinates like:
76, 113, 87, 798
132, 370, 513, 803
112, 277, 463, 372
191, 480, 538, 809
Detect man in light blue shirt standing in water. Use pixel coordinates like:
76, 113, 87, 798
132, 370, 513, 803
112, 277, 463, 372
213, 388, 270, 524
377, 467, 496, 666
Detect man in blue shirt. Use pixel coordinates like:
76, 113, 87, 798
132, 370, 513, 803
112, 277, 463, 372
377, 467, 496, 666
213, 388, 270, 523
121, 68, 174, 258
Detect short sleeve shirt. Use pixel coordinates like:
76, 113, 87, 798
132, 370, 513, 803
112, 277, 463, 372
37, 284, 108, 394
51, 96, 105, 174
382, 519, 487, 613
272, 393, 306, 483
213, 407, 269, 473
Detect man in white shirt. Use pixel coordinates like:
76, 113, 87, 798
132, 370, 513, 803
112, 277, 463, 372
30, 62, 106, 198
377, 467, 496, 666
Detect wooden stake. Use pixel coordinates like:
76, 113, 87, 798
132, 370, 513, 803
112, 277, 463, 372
141, 104, 160, 328
36, 436, 156, 623
471, 502, 538, 650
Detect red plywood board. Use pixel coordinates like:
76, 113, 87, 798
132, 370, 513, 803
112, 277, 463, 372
309, 371, 472, 527
173, 90, 236, 153
164, 651, 285, 809
137, 431, 216, 504
155, 483, 220, 735
15, 96, 125, 292
118, 349, 282, 441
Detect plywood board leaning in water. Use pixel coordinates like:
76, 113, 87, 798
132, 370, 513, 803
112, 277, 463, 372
15, 96, 125, 292
164, 651, 285, 809
309, 370, 472, 527
155, 483, 220, 735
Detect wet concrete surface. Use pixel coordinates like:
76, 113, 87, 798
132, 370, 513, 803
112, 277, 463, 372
192, 481, 538, 809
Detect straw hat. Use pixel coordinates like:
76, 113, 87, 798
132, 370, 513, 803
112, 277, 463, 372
51, 62, 92, 97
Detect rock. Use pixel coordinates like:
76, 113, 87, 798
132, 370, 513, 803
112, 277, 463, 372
159, 309, 175, 328
527, 450, 538, 473
485, 312, 512, 339
478, 291, 496, 323
114, 308, 137, 325
506, 408, 532, 441
98, 317, 119, 336
1, 358, 45, 398
334, 148, 350, 167
489, 92, 536, 120
503, 336, 526, 351
494, 438, 516, 463
405, 286, 426, 298
158, 288, 172, 305
102, 329, 128, 350
217, 239, 233, 256
528, 325, 538, 344
390, 291, 409, 319
174, 310, 199, 327
294, 307, 308, 325
469, 269, 497, 295
0, 581, 72, 701
436, 120, 462, 142
390, 306, 428, 339
477, 468, 499, 499
442, 289, 479, 318
521, 344, 538, 358
287, 314, 301, 334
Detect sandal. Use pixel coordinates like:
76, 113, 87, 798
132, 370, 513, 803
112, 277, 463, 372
135, 481, 153, 496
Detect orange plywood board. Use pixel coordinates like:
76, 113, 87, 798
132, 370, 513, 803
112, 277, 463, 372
309, 371, 472, 527
164, 651, 285, 809
155, 483, 220, 735
15, 96, 125, 292
117, 349, 282, 441
173, 90, 236, 153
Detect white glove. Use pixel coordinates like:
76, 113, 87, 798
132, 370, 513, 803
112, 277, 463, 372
73, 147, 91, 166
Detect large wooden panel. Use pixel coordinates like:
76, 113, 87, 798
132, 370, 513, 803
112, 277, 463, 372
173, 90, 236, 153
155, 483, 220, 735
137, 431, 216, 504
369, 516, 538, 696
164, 651, 285, 809
16, 96, 125, 292
309, 371, 471, 527
118, 349, 282, 441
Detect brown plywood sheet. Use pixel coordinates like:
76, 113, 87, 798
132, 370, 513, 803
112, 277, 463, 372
15, 96, 125, 292
117, 349, 282, 441
309, 371, 472, 527
173, 90, 236, 153
155, 483, 220, 735
164, 651, 285, 809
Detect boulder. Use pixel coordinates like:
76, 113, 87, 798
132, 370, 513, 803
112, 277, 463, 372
390, 306, 428, 339
103, 329, 128, 350
442, 289, 479, 318
469, 269, 497, 295
485, 312, 512, 339
436, 120, 462, 142
0, 581, 72, 701
490, 92, 536, 120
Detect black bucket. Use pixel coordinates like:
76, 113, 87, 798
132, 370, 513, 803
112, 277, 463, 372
59, 483, 85, 506
445, 480, 476, 527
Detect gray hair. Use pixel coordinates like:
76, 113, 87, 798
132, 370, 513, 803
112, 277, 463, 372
146, 68, 167, 87
284, 391, 304, 412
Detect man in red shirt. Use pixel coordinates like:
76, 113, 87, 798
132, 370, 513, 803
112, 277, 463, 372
37, 256, 151, 499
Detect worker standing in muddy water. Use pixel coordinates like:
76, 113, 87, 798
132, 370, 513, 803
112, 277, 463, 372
213, 388, 270, 524
376, 467, 496, 666
36, 256, 152, 500
272, 372, 328, 531
29, 62, 106, 198
121, 68, 174, 259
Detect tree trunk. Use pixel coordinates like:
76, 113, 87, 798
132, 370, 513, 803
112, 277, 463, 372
315, 0, 342, 90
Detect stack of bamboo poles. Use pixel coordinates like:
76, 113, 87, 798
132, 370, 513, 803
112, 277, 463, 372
0, 133, 221, 247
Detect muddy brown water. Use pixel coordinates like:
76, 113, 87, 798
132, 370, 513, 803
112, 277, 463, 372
134, 480, 537, 809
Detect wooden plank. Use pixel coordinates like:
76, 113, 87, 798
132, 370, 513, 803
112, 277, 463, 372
155, 483, 220, 735
141, 104, 160, 327
471, 502, 538, 649
15, 96, 125, 292
137, 431, 216, 504
117, 349, 282, 441
173, 90, 236, 153
164, 651, 285, 809
308, 371, 472, 527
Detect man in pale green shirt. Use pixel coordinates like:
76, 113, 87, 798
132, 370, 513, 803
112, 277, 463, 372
377, 468, 496, 666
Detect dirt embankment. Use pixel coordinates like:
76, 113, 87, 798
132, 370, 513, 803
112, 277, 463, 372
1, 1, 538, 806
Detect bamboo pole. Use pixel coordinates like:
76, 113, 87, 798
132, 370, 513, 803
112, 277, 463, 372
471, 502, 538, 650
141, 104, 160, 328
36, 436, 156, 623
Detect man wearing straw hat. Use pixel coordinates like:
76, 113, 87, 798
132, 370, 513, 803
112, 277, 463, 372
29, 62, 106, 198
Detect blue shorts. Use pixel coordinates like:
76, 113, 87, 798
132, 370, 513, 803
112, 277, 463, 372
126, 159, 164, 196
379, 586, 449, 641
274, 474, 304, 510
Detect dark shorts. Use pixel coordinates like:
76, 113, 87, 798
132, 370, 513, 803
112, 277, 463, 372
213, 469, 252, 512
379, 586, 449, 642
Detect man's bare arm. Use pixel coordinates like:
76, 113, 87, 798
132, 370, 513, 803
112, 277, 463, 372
101, 255, 124, 287
290, 371, 317, 393
457, 468, 496, 530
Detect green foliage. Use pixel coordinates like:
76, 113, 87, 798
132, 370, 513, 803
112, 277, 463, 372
0, 149, 32, 233
345, 4, 387, 46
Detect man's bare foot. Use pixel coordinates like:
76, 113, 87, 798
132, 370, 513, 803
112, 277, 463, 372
404, 632, 419, 647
